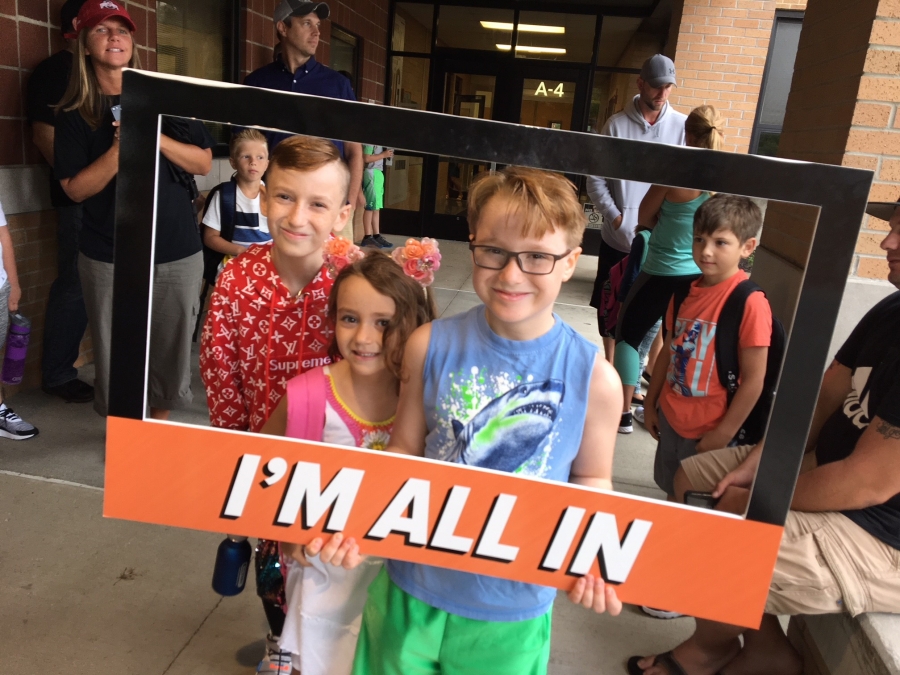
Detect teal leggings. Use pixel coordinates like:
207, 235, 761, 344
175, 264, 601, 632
614, 272, 698, 387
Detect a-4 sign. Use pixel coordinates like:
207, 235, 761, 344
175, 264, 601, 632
535, 81, 565, 97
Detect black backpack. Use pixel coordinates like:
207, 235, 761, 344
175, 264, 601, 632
200, 179, 238, 285
671, 279, 786, 445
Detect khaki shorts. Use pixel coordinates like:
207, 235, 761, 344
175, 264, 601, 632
681, 445, 900, 617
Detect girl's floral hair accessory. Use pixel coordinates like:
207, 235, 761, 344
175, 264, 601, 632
322, 236, 365, 276
391, 237, 442, 287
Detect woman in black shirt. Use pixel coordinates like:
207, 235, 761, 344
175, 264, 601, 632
55, 0, 212, 419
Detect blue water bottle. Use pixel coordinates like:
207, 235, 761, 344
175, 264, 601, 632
212, 535, 252, 596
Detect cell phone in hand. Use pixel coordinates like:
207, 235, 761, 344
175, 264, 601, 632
683, 490, 719, 510
111, 105, 122, 122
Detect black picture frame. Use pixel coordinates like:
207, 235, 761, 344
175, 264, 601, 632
111, 69, 873, 528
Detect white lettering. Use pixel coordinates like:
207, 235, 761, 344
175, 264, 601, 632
276, 462, 364, 531
569, 513, 652, 584
553, 82, 565, 97
222, 454, 262, 518
535, 81, 548, 96
367, 478, 431, 546
474, 494, 520, 562
429, 486, 474, 554
540, 506, 586, 571
262, 457, 288, 486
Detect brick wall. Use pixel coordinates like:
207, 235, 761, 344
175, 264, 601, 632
0, 1, 155, 388
777, 0, 894, 281
241, 0, 389, 102
669, 0, 808, 154
0, 0, 389, 391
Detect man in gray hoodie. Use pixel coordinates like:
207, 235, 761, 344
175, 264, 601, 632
587, 55, 687, 360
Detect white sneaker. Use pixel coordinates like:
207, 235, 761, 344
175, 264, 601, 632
633, 406, 645, 425
641, 605, 684, 619
256, 634, 291, 674
0, 405, 38, 440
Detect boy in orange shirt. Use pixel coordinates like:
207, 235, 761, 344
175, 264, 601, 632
643, 194, 771, 500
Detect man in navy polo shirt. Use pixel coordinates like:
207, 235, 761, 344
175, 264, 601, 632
245, 0, 363, 210
243, 11, 365, 675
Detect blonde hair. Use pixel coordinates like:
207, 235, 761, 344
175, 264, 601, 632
685, 105, 724, 151
229, 129, 269, 163
467, 167, 585, 249
57, 23, 141, 130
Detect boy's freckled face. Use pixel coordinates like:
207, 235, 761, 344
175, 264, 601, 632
470, 196, 580, 340
692, 226, 755, 286
260, 163, 350, 260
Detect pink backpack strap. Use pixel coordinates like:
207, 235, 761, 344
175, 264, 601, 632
284, 367, 327, 441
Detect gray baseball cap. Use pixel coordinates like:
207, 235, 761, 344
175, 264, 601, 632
274, 1, 329, 23
866, 198, 900, 222
641, 54, 677, 88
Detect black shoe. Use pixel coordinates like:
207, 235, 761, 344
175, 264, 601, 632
373, 234, 394, 249
642, 369, 652, 385
618, 411, 633, 434
360, 235, 379, 248
43, 379, 95, 403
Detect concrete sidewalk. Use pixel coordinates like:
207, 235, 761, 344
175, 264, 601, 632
0, 236, 689, 674
0, 474, 693, 675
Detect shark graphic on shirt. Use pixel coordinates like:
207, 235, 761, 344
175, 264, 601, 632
446, 379, 564, 473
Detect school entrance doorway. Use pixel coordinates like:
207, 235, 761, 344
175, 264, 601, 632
380, 2, 674, 253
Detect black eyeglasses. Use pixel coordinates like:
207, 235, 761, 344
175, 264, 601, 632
469, 244, 573, 275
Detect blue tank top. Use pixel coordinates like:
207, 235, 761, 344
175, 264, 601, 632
386, 306, 599, 621
642, 192, 709, 277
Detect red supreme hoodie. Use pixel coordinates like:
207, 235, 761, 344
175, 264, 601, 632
200, 244, 335, 432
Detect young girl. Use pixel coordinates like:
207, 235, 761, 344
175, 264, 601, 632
261, 242, 438, 675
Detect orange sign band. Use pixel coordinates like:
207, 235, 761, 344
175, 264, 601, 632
104, 417, 783, 627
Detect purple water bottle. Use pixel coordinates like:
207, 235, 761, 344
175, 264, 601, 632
1, 313, 30, 386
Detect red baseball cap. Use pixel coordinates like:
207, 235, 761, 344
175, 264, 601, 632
66, 0, 137, 39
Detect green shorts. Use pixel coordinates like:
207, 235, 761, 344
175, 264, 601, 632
363, 168, 384, 211
351, 568, 552, 675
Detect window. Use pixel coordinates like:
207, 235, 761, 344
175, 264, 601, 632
330, 26, 360, 98
588, 70, 639, 133
436, 6, 514, 51
157, 0, 237, 82
393, 3, 433, 53
157, 0, 237, 152
750, 11, 803, 157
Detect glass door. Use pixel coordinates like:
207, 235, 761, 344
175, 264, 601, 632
435, 72, 497, 218
385, 56, 590, 242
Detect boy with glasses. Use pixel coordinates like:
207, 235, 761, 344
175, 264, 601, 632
352, 167, 623, 674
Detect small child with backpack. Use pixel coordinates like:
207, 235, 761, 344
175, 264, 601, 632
261, 246, 437, 675
642, 194, 780, 500
201, 129, 271, 283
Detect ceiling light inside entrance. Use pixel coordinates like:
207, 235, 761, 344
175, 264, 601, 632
496, 44, 567, 54
480, 21, 565, 34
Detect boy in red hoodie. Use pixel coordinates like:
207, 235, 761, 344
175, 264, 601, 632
200, 135, 352, 674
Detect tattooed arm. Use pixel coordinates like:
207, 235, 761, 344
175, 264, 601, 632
791, 416, 900, 512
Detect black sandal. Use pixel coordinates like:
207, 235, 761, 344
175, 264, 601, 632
628, 652, 687, 675
626, 651, 722, 675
